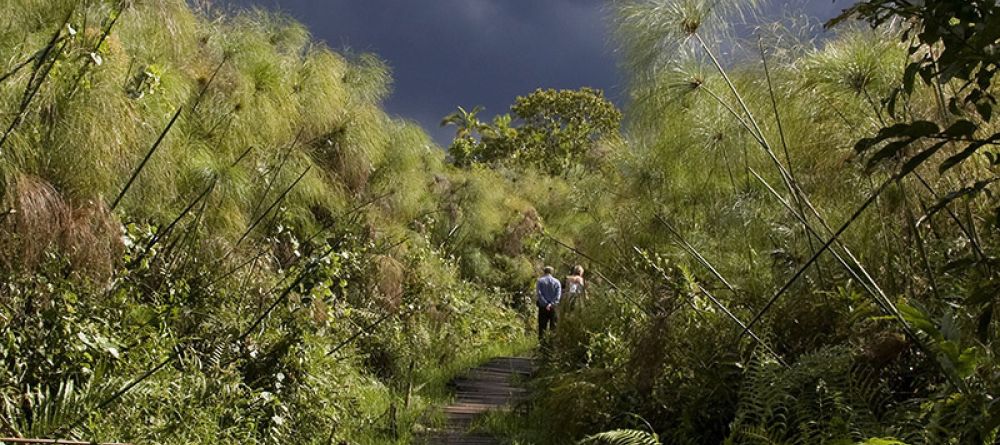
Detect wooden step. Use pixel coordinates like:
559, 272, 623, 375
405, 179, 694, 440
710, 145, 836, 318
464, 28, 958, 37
423, 356, 536, 445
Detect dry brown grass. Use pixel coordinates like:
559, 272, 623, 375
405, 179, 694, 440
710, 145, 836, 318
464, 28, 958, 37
62, 199, 123, 280
373, 254, 404, 311
0, 173, 69, 270
332, 146, 372, 194
0, 173, 121, 279
497, 207, 541, 256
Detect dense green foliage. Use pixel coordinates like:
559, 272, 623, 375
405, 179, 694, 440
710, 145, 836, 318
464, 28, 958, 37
477, 0, 1000, 444
0, 1, 555, 443
5, 0, 1000, 444
443, 87, 622, 175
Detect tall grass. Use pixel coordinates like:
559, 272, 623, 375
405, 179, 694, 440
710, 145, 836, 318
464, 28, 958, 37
0, 2, 543, 444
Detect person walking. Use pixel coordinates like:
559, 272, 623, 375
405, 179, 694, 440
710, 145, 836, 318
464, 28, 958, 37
564, 265, 585, 311
536, 266, 561, 340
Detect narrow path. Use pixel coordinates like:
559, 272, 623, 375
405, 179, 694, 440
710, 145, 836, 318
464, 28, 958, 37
426, 356, 536, 444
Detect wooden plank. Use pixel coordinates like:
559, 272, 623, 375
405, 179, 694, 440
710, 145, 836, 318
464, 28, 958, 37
425, 356, 536, 444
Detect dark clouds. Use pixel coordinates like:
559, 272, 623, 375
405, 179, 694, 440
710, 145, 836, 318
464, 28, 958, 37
223, 0, 851, 145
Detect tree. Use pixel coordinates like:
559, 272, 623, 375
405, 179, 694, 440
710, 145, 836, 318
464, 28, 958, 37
440, 105, 487, 167
511, 87, 623, 174
442, 87, 622, 175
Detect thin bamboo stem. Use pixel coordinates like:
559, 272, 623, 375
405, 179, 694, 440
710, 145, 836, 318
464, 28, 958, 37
163, 191, 212, 279
694, 33, 767, 144
636, 241, 787, 366
759, 39, 828, 287
654, 215, 738, 292
109, 106, 183, 210
206, 191, 394, 288
740, 177, 892, 336
248, 131, 301, 219
696, 33, 802, 202
0, 36, 67, 85
913, 172, 985, 261
326, 310, 398, 357
742, 171, 965, 390
902, 181, 941, 300
223, 242, 339, 363
65, 1, 127, 99
697, 284, 787, 367
0, 9, 74, 154
127, 179, 217, 268
49, 355, 174, 437
749, 169, 886, 310
234, 166, 312, 247
699, 86, 763, 146
109, 54, 227, 211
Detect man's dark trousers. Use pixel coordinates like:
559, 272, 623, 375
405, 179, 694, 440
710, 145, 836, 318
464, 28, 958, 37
538, 305, 557, 339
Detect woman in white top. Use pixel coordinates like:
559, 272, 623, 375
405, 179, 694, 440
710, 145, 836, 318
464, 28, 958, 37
564, 265, 585, 311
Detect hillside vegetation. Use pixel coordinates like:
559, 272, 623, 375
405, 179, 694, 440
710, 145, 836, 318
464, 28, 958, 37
0, 1, 561, 443
3, 0, 1000, 444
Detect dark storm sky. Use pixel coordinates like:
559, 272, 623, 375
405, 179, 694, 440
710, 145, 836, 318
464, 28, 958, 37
222, 0, 851, 145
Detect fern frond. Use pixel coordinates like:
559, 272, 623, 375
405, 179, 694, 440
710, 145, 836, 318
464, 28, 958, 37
580, 429, 661, 445
858, 438, 909, 445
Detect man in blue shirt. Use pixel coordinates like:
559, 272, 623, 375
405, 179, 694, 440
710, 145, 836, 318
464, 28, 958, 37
536, 266, 561, 340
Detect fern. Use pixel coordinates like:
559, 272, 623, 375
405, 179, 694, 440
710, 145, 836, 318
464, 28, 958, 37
727, 347, 893, 444
0, 374, 116, 439
580, 429, 662, 445
858, 439, 909, 445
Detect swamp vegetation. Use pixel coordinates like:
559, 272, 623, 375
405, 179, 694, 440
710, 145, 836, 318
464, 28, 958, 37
1, 0, 999, 444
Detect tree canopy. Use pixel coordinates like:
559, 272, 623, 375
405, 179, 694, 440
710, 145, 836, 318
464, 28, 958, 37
443, 87, 622, 175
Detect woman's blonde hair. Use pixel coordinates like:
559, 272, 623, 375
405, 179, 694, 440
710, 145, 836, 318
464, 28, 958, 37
573, 265, 584, 276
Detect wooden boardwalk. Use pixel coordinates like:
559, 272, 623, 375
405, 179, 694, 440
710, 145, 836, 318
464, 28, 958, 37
425, 356, 535, 444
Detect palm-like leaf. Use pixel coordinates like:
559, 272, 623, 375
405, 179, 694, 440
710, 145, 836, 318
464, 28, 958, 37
1, 375, 115, 439
441, 105, 486, 133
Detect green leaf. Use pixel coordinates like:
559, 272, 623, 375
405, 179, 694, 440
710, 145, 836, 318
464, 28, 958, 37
875, 121, 938, 140
898, 301, 940, 339
942, 119, 978, 138
976, 101, 993, 122
857, 121, 939, 159
939, 139, 993, 173
867, 138, 916, 167
956, 346, 981, 378
897, 140, 948, 178
938, 340, 961, 365
917, 177, 1000, 225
